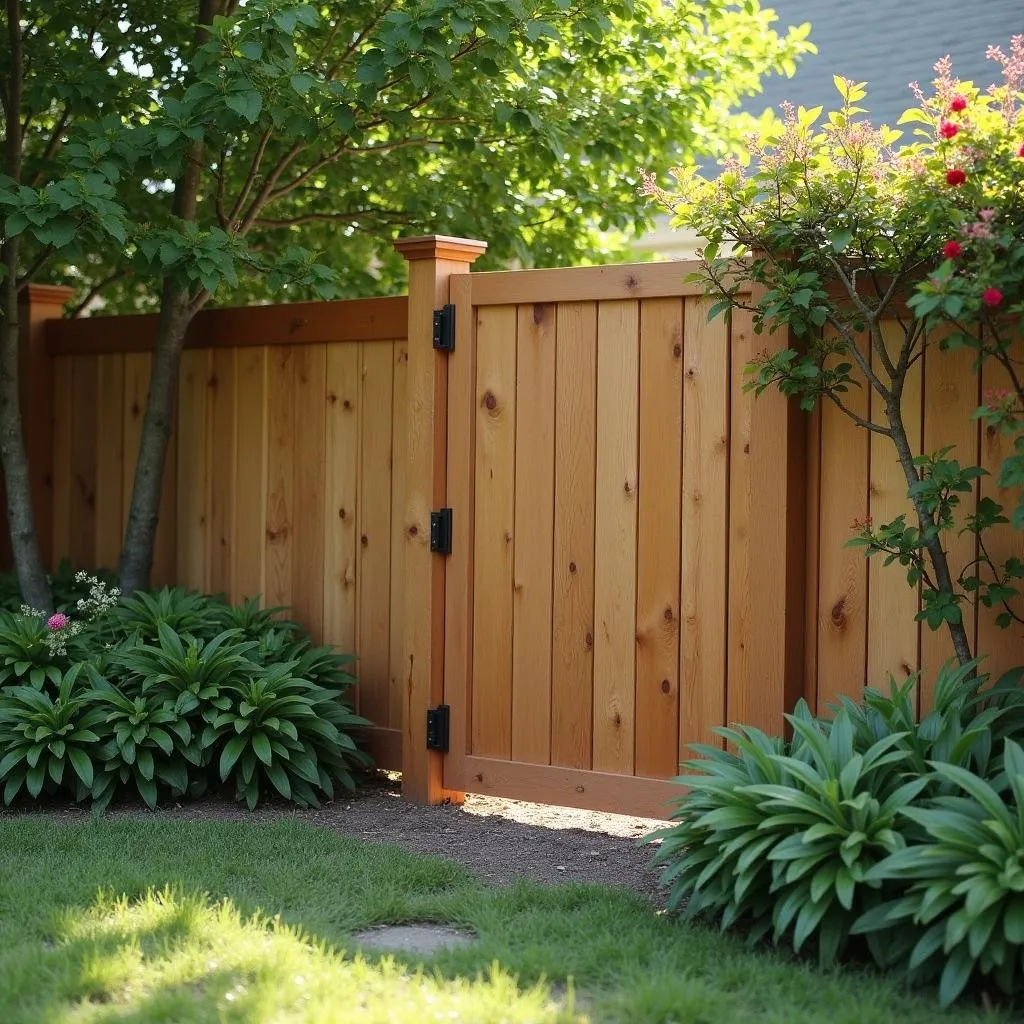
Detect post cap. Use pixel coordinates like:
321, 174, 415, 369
19, 283, 76, 308
394, 234, 488, 263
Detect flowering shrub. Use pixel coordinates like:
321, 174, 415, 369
0, 577, 371, 809
641, 38, 1024, 666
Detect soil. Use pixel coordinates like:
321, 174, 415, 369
2, 772, 669, 902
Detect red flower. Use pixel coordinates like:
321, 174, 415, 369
943, 240, 963, 259
1019, 143, 1024, 157
939, 121, 960, 139
982, 287, 1004, 308
949, 94, 968, 112
946, 168, 967, 186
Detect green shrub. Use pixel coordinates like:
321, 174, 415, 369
652, 661, 1024, 1005
855, 740, 1024, 1006
0, 666, 107, 802
0, 572, 371, 811
651, 704, 922, 966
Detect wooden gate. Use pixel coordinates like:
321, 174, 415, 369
435, 262, 806, 818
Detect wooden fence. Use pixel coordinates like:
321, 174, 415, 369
42, 294, 411, 768
10, 244, 1024, 816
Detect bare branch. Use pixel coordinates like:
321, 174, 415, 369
67, 269, 129, 317
226, 128, 274, 226
824, 390, 893, 436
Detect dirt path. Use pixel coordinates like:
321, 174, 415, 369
3, 773, 671, 901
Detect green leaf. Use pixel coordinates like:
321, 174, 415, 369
219, 734, 248, 780
252, 731, 273, 765
68, 746, 94, 788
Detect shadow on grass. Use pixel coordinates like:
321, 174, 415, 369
26, 887, 576, 1024
0, 818, 1009, 1024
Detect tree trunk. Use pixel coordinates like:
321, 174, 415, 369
0, 0, 52, 612
116, 0, 221, 594
886, 397, 975, 668
0, 245, 52, 612
117, 281, 195, 593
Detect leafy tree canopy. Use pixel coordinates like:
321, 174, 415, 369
1, 0, 812, 312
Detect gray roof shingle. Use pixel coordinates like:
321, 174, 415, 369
750, 0, 1023, 130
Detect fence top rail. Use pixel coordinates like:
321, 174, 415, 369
47, 293, 408, 355
466, 259, 735, 306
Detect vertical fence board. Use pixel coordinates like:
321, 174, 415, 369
635, 298, 683, 778
265, 346, 294, 610
816, 333, 870, 714
291, 345, 327, 641
389, 342, 409, 730
208, 349, 237, 598
472, 305, 517, 759
920, 337, 980, 708
51, 357, 74, 563
868, 322, 922, 695
511, 303, 556, 765
551, 302, 597, 769
69, 356, 98, 569
95, 354, 125, 570
977, 355, 1024, 680
323, 345, 359, 653
356, 341, 395, 726
679, 297, 729, 754
232, 348, 267, 603
592, 300, 639, 775
176, 349, 210, 591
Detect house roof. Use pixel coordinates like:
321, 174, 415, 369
751, 0, 1021, 130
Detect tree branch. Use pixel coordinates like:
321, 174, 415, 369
67, 269, 129, 317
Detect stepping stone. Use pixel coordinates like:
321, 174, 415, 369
352, 924, 477, 955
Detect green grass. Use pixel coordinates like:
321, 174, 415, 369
0, 818, 1010, 1023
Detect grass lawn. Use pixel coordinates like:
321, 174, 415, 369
0, 817, 1010, 1023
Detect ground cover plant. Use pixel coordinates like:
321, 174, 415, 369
0, 816, 1012, 1024
0, 574, 370, 811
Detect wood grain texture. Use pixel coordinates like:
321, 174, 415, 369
232, 347, 267, 603
868, 321, 922, 695
69, 356, 98, 569
635, 298, 683, 778
290, 344, 327, 641
919, 334, 979, 709
389, 341, 409, 730
511, 303, 556, 765
443, 274, 478, 772
51, 357, 74, 562
680, 297, 729, 755
592, 300, 639, 774
551, 302, 597, 769
208, 348, 236, 598
726, 305, 804, 734
322, 344, 359, 652
176, 349, 211, 591
472, 305, 518, 759
816, 332, 870, 714
94, 354, 125, 571
977, 353, 1024, 680
264, 346, 294, 610
356, 341, 395, 727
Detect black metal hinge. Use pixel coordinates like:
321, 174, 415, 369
430, 507, 453, 556
432, 303, 455, 352
426, 704, 450, 752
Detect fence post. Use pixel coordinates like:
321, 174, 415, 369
19, 284, 75, 570
394, 235, 487, 803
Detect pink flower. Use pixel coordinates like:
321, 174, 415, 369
979, 208, 997, 222
1019, 143, 1024, 157
949, 94, 968, 112
939, 121, 960, 139
946, 168, 967, 185
46, 613, 69, 631
982, 287, 1004, 307
943, 240, 963, 259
